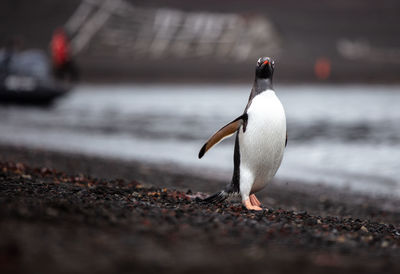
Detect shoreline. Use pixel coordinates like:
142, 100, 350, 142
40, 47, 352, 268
1, 144, 400, 222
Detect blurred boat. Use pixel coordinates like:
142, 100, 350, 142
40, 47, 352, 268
0, 49, 70, 106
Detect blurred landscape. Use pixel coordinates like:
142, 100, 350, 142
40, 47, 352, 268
1, 1, 400, 274
1, 0, 399, 194
1, 0, 400, 83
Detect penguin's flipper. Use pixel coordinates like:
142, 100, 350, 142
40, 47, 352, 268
198, 114, 247, 159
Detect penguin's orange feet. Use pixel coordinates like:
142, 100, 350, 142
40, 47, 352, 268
243, 199, 262, 211
250, 194, 261, 207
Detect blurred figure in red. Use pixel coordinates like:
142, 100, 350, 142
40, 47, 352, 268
50, 28, 79, 82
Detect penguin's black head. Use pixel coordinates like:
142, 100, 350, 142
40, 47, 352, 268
255, 57, 275, 79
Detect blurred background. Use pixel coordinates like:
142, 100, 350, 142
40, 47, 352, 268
1, 0, 400, 197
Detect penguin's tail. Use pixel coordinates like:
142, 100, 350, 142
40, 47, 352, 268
201, 190, 230, 204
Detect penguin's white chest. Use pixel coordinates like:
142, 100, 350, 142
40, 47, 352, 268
238, 90, 286, 193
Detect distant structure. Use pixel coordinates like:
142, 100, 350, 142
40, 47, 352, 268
64, 0, 280, 62
337, 39, 400, 65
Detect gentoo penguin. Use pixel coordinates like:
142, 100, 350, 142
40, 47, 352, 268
198, 57, 287, 211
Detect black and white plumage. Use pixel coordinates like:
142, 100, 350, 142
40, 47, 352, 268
198, 57, 287, 210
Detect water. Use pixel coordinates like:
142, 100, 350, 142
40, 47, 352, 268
0, 84, 400, 197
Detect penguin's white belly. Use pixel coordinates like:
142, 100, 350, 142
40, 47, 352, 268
238, 90, 286, 194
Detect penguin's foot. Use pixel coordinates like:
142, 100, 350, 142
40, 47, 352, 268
243, 199, 262, 211
250, 194, 261, 207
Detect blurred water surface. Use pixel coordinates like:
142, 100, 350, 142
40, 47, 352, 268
0, 84, 399, 197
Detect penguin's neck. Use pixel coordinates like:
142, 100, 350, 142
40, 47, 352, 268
253, 77, 273, 95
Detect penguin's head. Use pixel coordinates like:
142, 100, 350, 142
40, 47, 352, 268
255, 57, 275, 79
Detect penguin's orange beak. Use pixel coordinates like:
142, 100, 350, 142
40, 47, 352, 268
263, 60, 269, 65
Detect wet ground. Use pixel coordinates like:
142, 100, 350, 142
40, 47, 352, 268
1, 157, 400, 274
1, 84, 400, 197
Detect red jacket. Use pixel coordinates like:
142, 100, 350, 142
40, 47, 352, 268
51, 31, 69, 67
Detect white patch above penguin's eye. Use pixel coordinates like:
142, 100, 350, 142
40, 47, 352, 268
257, 58, 262, 66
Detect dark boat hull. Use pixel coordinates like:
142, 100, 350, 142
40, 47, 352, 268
0, 84, 69, 106
1, 49, 71, 106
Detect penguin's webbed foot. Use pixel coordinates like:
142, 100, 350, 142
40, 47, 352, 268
243, 199, 262, 211
250, 194, 261, 207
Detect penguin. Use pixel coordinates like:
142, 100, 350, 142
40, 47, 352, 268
198, 57, 287, 211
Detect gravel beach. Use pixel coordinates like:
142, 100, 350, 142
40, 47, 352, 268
1, 145, 400, 274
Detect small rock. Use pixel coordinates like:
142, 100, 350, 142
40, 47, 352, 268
360, 226, 369, 233
46, 208, 59, 217
336, 235, 346, 243
381, 241, 389, 248
361, 235, 373, 243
